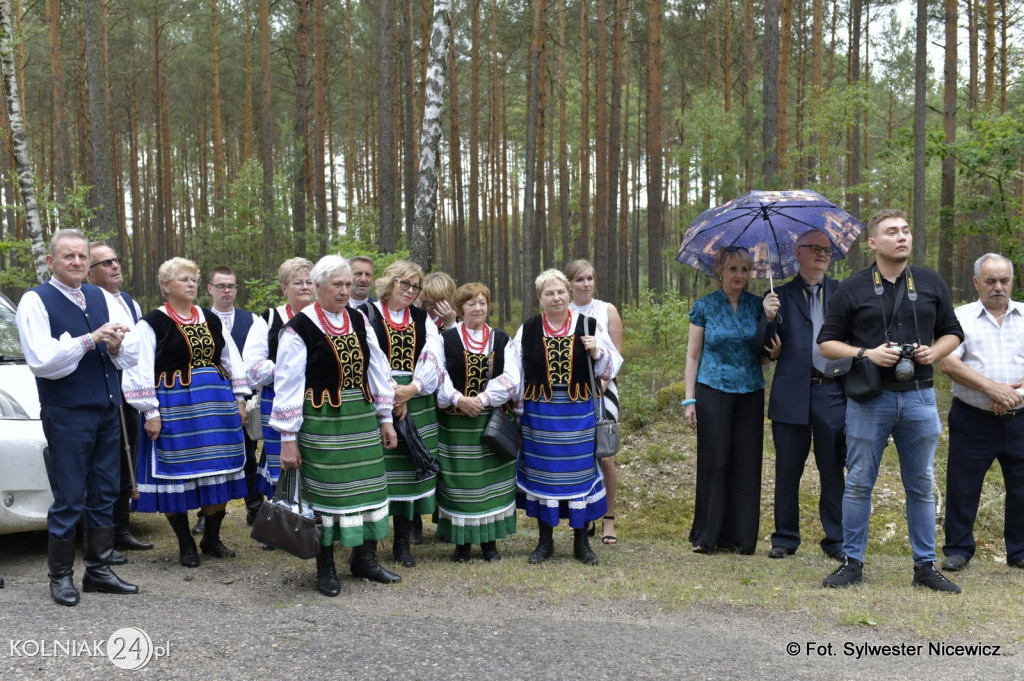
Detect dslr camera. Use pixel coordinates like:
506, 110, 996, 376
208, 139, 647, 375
888, 342, 916, 382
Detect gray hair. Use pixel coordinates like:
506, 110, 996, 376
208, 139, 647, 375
534, 268, 570, 296
974, 253, 1014, 278
310, 255, 352, 290
49, 229, 88, 255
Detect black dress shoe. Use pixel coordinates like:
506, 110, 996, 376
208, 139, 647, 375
1008, 559, 1024, 569
768, 546, 792, 559
115, 530, 154, 551
940, 554, 969, 572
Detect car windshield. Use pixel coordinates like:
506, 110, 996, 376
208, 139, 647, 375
0, 295, 25, 361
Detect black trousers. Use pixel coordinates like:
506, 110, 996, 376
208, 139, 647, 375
770, 385, 846, 555
689, 383, 764, 554
243, 431, 262, 507
943, 398, 1024, 563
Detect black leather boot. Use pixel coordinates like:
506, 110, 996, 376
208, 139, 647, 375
392, 516, 416, 567
191, 511, 205, 536
481, 541, 500, 562
528, 521, 555, 564
199, 510, 236, 558
114, 529, 153, 551
350, 540, 402, 583
167, 513, 200, 567
109, 548, 128, 565
245, 497, 264, 527
573, 527, 599, 565
82, 526, 139, 595
47, 533, 80, 606
409, 514, 423, 544
453, 543, 471, 563
315, 544, 341, 596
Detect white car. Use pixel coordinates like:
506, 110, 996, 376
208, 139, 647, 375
0, 292, 52, 534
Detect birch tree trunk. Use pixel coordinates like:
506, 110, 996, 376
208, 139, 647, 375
411, 0, 452, 269
0, 0, 47, 281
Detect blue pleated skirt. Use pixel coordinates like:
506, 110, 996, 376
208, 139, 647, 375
132, 367, 247, 513
515, 386, 606, 528
256, 385, 281, 498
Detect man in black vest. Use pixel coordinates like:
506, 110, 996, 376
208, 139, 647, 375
87, 241, 152, 554
201, 266, 262, 534
17, 229, 140, 605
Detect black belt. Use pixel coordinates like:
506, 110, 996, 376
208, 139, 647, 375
954, 397, 1024, 422
810, 376, 835, 386
882, 379, 934, 392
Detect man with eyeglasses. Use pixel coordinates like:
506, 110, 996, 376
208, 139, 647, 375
17, 229, 140, 605
757, 229, 847, 564
349, 255, 376, 309
87, 241, 151, 556
817, 208, 964, 593
199, 266, 265, 532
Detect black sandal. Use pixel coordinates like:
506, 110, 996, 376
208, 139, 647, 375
601, 515, 618, 545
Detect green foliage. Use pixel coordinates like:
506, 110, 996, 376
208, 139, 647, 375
0, 238, 35, 290
618, 291, 691, 426
38, 177, 98, 235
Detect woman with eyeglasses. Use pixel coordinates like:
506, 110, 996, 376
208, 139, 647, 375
244, 257, 315, 503
367, 260, 444, 568
123, 258, 250, 568
684, 246, 774, 555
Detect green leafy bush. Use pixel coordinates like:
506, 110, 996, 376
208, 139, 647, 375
618, 291, 692, 427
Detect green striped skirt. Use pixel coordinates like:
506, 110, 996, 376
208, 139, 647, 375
435, 408, 517, 545
298, 388, 390, 546
385, 375, 438, 518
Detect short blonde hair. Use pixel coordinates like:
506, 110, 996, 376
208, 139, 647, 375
278, 257, 314, 287
534, 268, 570, 296
420, 271, 456, 304
452, 282, 491, 316
712, 247, 753, 280
157, 257, 199, 283
375, 260, 425, 302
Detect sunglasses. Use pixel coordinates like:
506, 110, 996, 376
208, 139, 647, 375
89, 257, 120, 269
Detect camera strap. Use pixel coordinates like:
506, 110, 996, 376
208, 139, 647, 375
871, 264, 921, 345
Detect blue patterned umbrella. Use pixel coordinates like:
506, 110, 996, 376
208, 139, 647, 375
675, 189, 865, 288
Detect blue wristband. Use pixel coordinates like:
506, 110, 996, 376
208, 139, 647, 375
680, 399, 696, 407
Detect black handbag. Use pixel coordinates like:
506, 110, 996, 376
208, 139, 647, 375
250, 467, 321, 559
475, 331, 520, 461
585, 321, 620, 459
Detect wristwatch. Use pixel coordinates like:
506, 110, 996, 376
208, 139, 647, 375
856, 347, 867, 359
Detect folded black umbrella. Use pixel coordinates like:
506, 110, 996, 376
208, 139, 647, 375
395, 411, 439, 481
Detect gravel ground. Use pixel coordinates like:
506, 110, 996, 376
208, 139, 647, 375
1, 529, 1021, 681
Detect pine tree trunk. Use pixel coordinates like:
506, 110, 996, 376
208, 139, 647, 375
411, 0, 453, 269
762, 0, 779, 186
379, 0, 397, 253
314, 0, 328, 252
577, 0, 590, 259
259, 0, 274, 270
521, 0, 546, 319
401, 0, 416, 246
938, 0, 957, 294
448, 22, 467, 280
647, 0, 663, 296
912, 0, 927, 261
45, 0, 71, 203
83, 0, 116, 243
293, 0, 310, 257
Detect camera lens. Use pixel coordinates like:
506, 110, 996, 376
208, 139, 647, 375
894, 357, 915, 382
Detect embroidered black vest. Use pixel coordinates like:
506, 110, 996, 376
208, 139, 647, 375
287, 309, 372, 406
442, 327, 510, 399
262, 307, 287, 362
521, 314, 596, 402
144, 309, 227, 387
367, 303, 428, 373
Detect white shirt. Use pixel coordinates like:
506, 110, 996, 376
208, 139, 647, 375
950, 299, 1024, 410
122, 307, 250, 419
102, 289, 143, 328
436, 322, 521, 409
269, 305, 395, 439
17, 280, 138, 380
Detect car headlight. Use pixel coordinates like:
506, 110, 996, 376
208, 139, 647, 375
0, 388, 30, 419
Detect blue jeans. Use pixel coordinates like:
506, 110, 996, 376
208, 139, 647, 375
842, 388, 941, 565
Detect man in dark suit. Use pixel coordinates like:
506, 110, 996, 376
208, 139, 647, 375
758, 229, 846, 561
